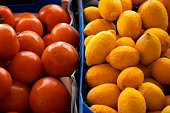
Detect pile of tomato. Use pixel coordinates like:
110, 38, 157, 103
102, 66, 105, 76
0, 4, 79, 113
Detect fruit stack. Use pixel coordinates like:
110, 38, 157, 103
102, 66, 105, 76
0, 2, 79, 113
83, 0, 170, 113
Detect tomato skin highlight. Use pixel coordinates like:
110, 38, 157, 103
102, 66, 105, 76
0, 24, 20, 60
42, 41, 79, 77
30, 77, 70, 113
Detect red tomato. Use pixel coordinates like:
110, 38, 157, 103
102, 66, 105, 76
15, 17, 43, 36
0, 80, 30, 113
0, 24, 20, 59
38, 4, 70, 33
17, 30, 45, 56
42, 41, 79, 77
50, 23, 80, 47
0, 6, 15, 28
15, 12, 37, 25
42, 34, 55, 47
0, 67, 12, 98
6, 111, 19, 113
9, 51, 43, 83
30, 77, 70, 113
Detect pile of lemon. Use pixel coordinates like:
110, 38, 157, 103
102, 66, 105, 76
83, 0, 170, 113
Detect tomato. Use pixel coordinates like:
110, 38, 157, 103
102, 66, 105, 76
51, 23, 80, 47
0, 67, 12, 98
0, 80, 30, 113
0, 6, 15, 28
42, 34, 55, 47
38, 4, 70, 33
15, 17, 43, 36
42, 41, 79, 77
17, 30, 45, 56
9, 51, 43, 83
30, 77, 70, 113
0, 24, 20, 59
6, 111, 19, 113
15, 12, 37, 26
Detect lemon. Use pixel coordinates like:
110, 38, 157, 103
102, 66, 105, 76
87, 83, 121, 108
83, 6, 102, 23
90, 105, 118, 113
117, 67, 144, 90
145, 28, 170, 53
85, 31, 116, 66
84, 35, 94, 47
116, 37, 135, 47
162, 105, 170, 113
118, 88, 146, 113
106, 46, 140, 70
151, 57, 170, 85
135, 33, 161, 65
138, 82, 165, 111
98, 0, 122, 21
84, 19, 116, 36
138, 0, 168, 30
85, 64, 120, 88
117, 10, 142, 40
120, 0, 132, 11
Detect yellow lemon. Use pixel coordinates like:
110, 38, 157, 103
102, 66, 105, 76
83, 6, 102, 23
118, 88, 146, 113
117, 67, 144, 90
87, 83, 121, 108
120, 0, 132, 11
145, 28, 170, 53
138, 0, 168, 30
98, 0, 122, 21
85, 64, 120, 88
135, 33, 161, 65
151, 57, 170, 85
117, 10, 142, 40
84, 35, 94, 47
116, 37, 135, 47
84, 19, 116, 36
90, 105, 118, 113
85, 31, 116, 66
138, 82, 165, 111
106, 46, 140, 70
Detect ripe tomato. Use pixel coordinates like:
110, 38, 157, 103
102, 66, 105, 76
6, 111, 19, 113
15, 12, 37, 25
15, 17, 43, 36
38, 4, 70, 33
42, 41, 79, 77
51, 23, 80, 47
30, 77, 70, 113
0, 24, 20, 59
0, 80, 30, 113
17, 30, 45, 56
0, 67, 12, 98
0, 6, 15, 28
9, 51, 43, 83
42, 34, 55, 47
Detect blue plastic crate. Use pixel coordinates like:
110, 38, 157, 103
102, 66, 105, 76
77, 0, 94, 113
1, 0, 61, 12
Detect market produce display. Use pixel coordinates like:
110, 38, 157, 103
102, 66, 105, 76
0, 3, 79, 113
83, 0, 170, 113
